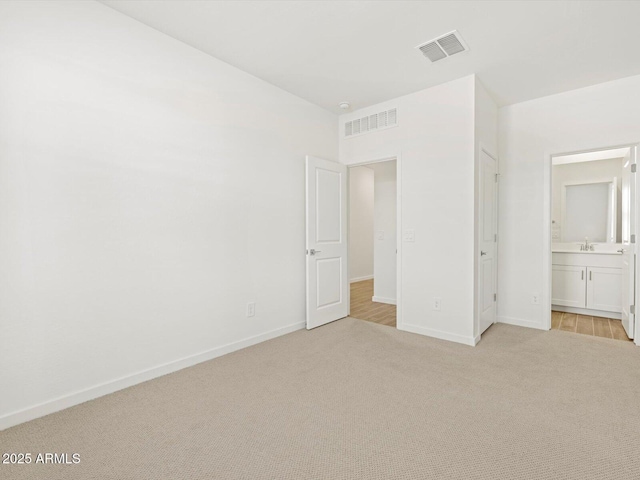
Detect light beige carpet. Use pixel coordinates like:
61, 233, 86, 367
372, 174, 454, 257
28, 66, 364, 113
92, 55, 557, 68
2, 318, 640, 480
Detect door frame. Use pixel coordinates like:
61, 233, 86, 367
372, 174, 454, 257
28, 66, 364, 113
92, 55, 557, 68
543, 143, 639, 345
346, 154, 403, 329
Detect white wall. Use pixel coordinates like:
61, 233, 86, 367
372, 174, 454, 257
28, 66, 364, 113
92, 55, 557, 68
498, 74, 640, 329
348, 166, 374, 282
552, 158, 623, 243
371, 161, 396, 304
0, 1, 337, 429
339, 76, 478, 345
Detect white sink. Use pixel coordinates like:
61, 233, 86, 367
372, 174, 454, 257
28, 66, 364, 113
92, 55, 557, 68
551, 242, 624, 255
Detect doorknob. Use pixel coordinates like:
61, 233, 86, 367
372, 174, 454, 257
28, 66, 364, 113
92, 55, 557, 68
308, 249, 322, 256
480, 251, 487, 256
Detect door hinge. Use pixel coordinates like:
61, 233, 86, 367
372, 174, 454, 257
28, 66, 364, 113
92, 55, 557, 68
632, 164, 637, 173
494, 233, 497, 242
495, 173, 499, 183
632, 234, 636, 244
494, 293, 497, 302
631, 305, 635, 315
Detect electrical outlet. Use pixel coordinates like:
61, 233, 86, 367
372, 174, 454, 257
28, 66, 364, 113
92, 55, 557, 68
403, 229, 415, 242
433, 297, 442, 311
531, 293, 540, 305
247, 302, 256, 317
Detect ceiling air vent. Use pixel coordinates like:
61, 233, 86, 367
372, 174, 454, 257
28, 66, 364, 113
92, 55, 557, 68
418, 42, 447, 62
344, 108, 397, 138
416, 30, 468, 62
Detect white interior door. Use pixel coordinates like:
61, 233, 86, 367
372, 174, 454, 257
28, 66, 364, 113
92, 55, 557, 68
479, 150, 498, 335
305, 155, 349, 329
620, 147, 636, 339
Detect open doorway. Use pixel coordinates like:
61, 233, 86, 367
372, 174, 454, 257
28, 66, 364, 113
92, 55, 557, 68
348, 160, 397, 327
548, 146, 636, 342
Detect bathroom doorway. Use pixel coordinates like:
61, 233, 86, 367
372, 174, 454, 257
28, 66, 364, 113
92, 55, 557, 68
548, 146, 637, 342
348, 159, 398, 327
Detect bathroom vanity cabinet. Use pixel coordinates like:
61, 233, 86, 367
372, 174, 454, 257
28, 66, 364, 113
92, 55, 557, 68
552, 252, 622, 317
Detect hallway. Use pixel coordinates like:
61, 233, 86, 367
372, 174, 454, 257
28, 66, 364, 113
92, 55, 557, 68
350, 279, 396, 327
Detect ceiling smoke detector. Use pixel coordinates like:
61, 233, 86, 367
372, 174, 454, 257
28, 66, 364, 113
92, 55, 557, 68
338, 102, 351, 110
416, 30, 468, 63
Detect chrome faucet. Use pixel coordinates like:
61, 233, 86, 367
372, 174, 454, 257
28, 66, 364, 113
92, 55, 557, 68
579, 237, 595, 251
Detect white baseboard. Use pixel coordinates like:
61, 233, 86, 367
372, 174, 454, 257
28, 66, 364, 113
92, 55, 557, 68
350, 275, 373, 283
372, 296, 396, 305
399, 323, 478, 346
0, 321, 305, 431
551, 305, 621, 320
496, 315, 545, 330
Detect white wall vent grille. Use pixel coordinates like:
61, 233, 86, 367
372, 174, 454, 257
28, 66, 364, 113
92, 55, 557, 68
387, 108, 397, 125
379, 110, 388, 128
352, 118, 360, 135
416, 30, 468, 63
344, 108, 397, 138
345, 121, 352, 136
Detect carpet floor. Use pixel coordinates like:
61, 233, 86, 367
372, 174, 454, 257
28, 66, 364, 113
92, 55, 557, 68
1, 318, 640, 480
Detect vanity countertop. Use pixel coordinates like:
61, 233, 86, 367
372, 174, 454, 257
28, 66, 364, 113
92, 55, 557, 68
552, 249, 622, 255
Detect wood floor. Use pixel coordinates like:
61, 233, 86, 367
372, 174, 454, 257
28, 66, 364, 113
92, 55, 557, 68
349, 285, 629, 340
551, 310, 631, 341
350, 279, 396, 327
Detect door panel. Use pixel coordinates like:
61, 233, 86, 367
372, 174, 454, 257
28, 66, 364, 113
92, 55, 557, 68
621, 253, 634, 338
306, 156, 348, 329
586, 267, 622, 313
621, 147, 636, 339
480, 259, 494, 316
552, 265, 586, 308
316, 169, 342, 242
316, 257, 343, 308
479, 151, 498, 335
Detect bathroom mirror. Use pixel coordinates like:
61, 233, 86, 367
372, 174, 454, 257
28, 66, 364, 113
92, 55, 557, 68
562, 179, 617, 242
552, 156, 623, 244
